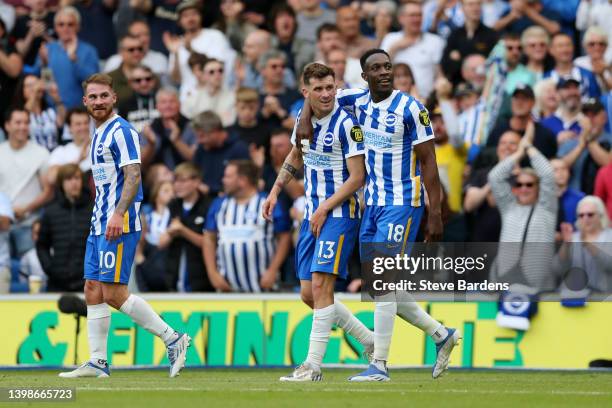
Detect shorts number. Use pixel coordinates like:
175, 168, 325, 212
99, 251, 116, 269
318, 241, 336, 259
387, 223, 405, 243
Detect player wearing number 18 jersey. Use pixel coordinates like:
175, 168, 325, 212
59, 74, 189, 380
296, 50, 461, 382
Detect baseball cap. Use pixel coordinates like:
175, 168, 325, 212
454, 83, 480, 98
582, 98, 604, 114
176, 0, 200, 15
556, 78, 580, 89
512, 83, 535, 99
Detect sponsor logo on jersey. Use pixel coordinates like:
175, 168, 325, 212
384, 113, 397, 127
323, 132, 334, 146
350, 126, 364, 142
419, 110, 430, 127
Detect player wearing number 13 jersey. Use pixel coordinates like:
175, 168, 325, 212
60, 74, 189, 380
296, 50, 461, 382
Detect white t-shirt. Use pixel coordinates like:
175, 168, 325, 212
48, 142, 92, 172
380, 31, 445, 99
104, 50, 169, 75
169, 29, 237, 103
180, 86, 237, 126
0, 141, 49, 206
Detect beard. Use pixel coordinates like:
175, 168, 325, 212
87, 105, 113, 122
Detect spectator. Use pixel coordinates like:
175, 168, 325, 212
464, 130, 521, 242
0, 16, 23, 118
269, 3, 315, 77
544, 32, 601, 100
0, 108, 51, 258
295, 0, 336, 44
557, 195, 612, 293
441, 0, 498, 87
381, 1, 445, 98
431, 105, 467, 213
181, 57, 236, 125
422, 0, 464, 39
212, 0, 257, 52
488, 123, 557, 291
12, 73, 66, 151
461, 54, 487, 91
371, 0, 397, 47
136, 179, 174, 291
521, 25, 551, 79
36, 6, 99, 109
551, 158, 584, 230
594, 161, 612, 219
392, 62, 419, 98
227, 87, 272, 159
159, 162, 212, 292
141, 87, 196, 171
164, 0, 236, 102
117, 64, 160, 134
191, 110, 249, 197
533, 77, 558, 119
262, 128, 304, 213
240, 29, 296, 92
36, 163, 91, 292
107, 35, 147, 106
47, 107, 91, 183
487, 84, 557, 158
11, 0, 55, 68
574, 26, 612, 92
325, 47, 352, 89
314, 23, 342, 61
257, 50, 302, 129
503, 33, 537, 95
559, 99, 612, 194
131, 0, 181, 55
541, 78, 582, 140
104, 19, 169, 80
576, 0, 612, 64
493, 0, 561, 35
203, 160, 291, 292
69, 0, 118, 60
336, 6, 376, 59
0, 192, 12, 293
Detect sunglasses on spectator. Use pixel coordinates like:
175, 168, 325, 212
578, 212, 597, 218
206, 67, 224, 75
526, 42, 547, 48
514, 182, 535, 188
57, 21, 76, 27
506, 45, 522, 51
132, 76, 153, 83
586, 41, 607, 47
125, 46, 145, 53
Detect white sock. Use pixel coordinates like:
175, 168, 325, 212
87, 303, 110, 365
305, 304, 335, 370
396, 301, 442, 337
119, 295, 178, 346
334, 300, 373, 346
373, 302, 397, 362
431, 325, 449, 344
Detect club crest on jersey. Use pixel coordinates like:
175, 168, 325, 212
384, 113, 397, 127
350, 126, 363, 142
96, 144, 104, 155
323, 132, 334, 146
419, 110, 430, 127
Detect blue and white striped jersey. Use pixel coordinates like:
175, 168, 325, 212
205, 192, 290, 292
337, 88, 435, 207
291, 102, 365, 220
543, 66, 601, 101
90, 114, 143, 236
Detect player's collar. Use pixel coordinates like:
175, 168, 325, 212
95, 114, 119, 134
311, 101, 340, 125
370, 90, 398, 107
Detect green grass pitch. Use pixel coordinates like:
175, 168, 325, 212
1, 368, 611, 407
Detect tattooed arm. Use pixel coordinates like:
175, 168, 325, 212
105, 163, 141, 241
262, 146, 303, 221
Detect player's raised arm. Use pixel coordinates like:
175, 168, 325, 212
414, 140, 443, 242
106, 163, 141, 241
296, 100, 314, 147
262, 146, 303, 221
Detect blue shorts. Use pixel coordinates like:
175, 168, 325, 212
295, 217, 360, 281
84, 232, 141, 284
359, 205, 424, 260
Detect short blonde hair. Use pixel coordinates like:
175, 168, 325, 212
576, 195, 609, 230
55, 6, 81, 26
582, 26, 608, 48
521, 25, 550, 48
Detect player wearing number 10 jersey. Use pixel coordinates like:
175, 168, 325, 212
296, 50, 461, 382
59, 74, 189, 380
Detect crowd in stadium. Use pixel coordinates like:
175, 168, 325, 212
0, 0, 611, 296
